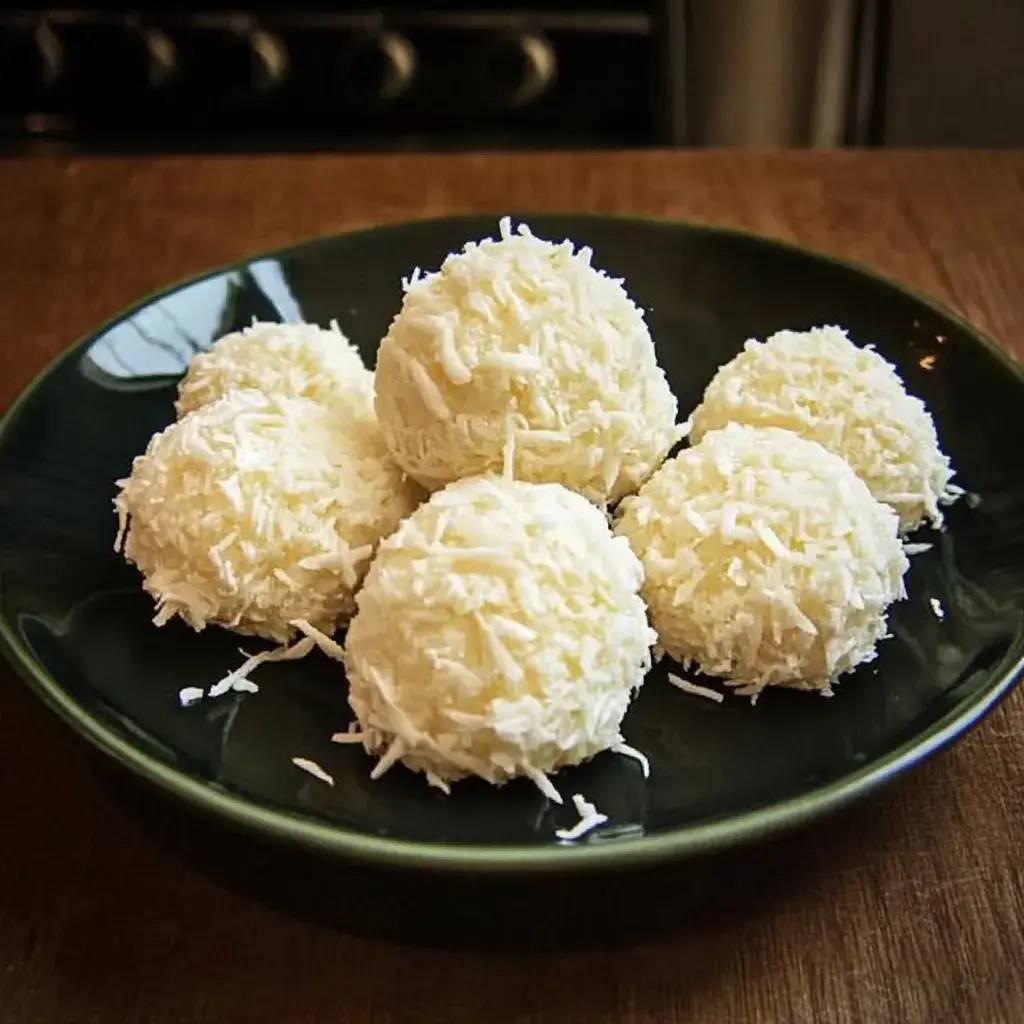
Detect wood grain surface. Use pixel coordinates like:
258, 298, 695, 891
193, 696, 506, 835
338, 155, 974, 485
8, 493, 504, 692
0, 150, 1022, 1024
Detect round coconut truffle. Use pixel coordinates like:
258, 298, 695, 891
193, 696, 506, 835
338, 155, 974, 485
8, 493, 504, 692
689, 325, 959, 533
338, 475, 655, 797
115, 388, 422, 643
374, 217, 681, 505
615, 423, 909, 697
176, 320, 370, 417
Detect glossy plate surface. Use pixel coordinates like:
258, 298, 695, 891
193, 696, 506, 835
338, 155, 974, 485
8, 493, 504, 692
1, 214, 1022, 873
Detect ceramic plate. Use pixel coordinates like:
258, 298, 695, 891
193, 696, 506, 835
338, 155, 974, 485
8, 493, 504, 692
2, 214, 1022, 874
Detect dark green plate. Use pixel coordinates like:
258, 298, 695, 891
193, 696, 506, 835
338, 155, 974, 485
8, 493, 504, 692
2, 214, 1022, 875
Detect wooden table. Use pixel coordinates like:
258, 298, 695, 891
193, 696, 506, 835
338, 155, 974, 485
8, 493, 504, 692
1, 151, 1022, 1024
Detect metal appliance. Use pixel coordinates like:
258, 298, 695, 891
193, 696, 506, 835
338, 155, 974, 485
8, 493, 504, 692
0, 2, 890, 154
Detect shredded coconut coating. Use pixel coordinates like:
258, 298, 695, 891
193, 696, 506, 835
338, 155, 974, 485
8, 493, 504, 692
615, 424, 909, 696
341, 475, 656, 794
689, 326, 960, 533
374, 217, 681, 505
176, 320, 371, 417
114, 389, 423, 642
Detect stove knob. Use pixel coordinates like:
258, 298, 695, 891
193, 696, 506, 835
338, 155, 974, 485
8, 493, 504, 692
143, 26, 177, 90
248, 28, 289, 95
174, 23, 288, 101
337, 30, 417, 107
0, 21, 63, 105
60, 21, 177, 102
483, 30, 557, 109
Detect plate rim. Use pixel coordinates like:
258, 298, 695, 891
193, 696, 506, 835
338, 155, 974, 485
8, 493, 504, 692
2, 211, 1023, 875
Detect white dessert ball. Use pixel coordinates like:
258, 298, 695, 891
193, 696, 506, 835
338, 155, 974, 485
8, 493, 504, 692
176, 320, 370, 417
340, 475, 656, 797
615, 423, 909, 697
115, 388, 423, 643
689, 325, 959, 533
374, 217, 681, 505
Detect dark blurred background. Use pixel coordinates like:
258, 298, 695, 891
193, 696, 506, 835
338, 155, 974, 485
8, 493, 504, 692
1, 1, 1021, 156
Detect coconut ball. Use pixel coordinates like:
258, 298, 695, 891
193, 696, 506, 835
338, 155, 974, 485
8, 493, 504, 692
176, 320, 370, 417
374, 217, 681, 505
115, 388, 422, 643
689, 325, 959, 533
615, 423, 909, 697
339, 475, 656, 797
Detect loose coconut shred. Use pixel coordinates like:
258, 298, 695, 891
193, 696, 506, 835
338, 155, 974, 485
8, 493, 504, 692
291, 757, 335, 787
555, 794, 609, 842
903, 542, 934, 556
668, 672, 724, 704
